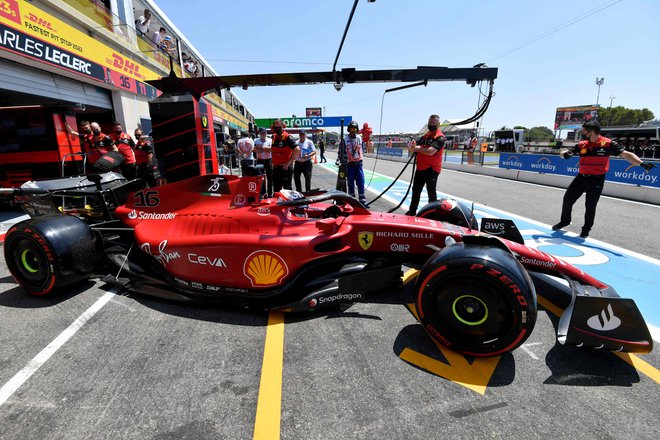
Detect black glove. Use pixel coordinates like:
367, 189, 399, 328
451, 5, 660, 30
640, 162, 656, 171
560, 150, 574, 159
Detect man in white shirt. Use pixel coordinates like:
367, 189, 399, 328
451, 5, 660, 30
254, 128, 273, 197
237, 131, 255, 176
136, 9, 151, 35
152, 27, 166, 46
294, 131, 316, 192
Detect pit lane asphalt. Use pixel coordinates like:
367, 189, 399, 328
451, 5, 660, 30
0, 162, 659, 439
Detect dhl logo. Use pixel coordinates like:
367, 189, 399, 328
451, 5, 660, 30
112, 54, 142, 77
0, 0, 21, 25
27, 12, 55, 31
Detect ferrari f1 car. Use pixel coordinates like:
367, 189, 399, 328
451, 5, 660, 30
0, 168, 653, 357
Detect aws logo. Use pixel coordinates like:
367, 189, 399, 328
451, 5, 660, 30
243, 250, 289, 287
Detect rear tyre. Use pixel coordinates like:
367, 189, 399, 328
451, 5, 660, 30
416, 199, 478, 229
415, 243, 537, 357
4, 215, 97, 295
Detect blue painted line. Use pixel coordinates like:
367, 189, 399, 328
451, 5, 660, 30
321, 161, 660, 337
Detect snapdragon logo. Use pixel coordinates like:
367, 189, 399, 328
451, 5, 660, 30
501, 155, 523, 168
317, 293, 363, 304
530, 157, 556, 172
613, 166, 658, 184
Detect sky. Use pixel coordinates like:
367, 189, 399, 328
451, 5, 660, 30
155, 0, 659, 134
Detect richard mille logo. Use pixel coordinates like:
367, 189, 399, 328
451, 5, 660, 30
586, 303, 622, 331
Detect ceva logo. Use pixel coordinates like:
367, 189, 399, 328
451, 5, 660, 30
501, 155, 523, 168
586, 303, 621, 331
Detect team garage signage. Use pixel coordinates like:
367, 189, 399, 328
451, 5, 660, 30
0, 0, 158, 99
499, 153, 659, 188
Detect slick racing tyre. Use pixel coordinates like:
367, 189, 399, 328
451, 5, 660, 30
415, 243, 537, 357
4, 215, 97, 295
416, 199, 478, 229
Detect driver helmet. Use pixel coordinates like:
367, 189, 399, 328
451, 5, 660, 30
348, 121, 359, 131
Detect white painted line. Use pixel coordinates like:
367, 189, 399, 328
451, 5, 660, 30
520, 342, 542, 360
0, 290, 116, 407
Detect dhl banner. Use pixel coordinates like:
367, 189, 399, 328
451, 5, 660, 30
0, 0, 159, 98
204, 93, 249, 130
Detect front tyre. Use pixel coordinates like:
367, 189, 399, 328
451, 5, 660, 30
4, 215, 97, 295
415, 243, 537, 357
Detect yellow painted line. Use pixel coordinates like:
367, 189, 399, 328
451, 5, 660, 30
399, 347, 500, 395
614, 353, 660, 384
253, 312, 285, 440
538, 295, 660, 384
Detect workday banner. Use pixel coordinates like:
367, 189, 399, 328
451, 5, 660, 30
499, 153, 659, 188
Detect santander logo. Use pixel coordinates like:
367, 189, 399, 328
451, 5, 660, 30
586, 303, 622, 331
128, 209, 138, 219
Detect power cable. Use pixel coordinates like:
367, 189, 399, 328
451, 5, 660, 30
487, 0, 624, 63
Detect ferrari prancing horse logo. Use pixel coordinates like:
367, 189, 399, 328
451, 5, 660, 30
358, 231, 374, 250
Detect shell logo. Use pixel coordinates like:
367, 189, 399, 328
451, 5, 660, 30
580, 148, 587, 155
243, 250, 289, 287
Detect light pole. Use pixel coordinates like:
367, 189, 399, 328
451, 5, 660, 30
595, 77, 604, 106
607, 95, 615, 126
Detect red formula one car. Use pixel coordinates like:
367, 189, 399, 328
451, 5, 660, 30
1, 169, 653, 357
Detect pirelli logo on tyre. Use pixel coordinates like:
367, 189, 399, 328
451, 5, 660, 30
243, 250, 289, 287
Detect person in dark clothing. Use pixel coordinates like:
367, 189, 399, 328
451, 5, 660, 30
318, 139, 327, 163
552, 121, 655, 238
133, 129, 158, 187
405, 114, 446, 216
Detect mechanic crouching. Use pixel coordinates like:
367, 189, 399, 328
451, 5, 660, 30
552, 121, 656, 238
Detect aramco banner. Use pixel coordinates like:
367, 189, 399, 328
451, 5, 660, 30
254, 116, 353, 129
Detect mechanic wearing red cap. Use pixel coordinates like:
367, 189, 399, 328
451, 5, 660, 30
553, 120, 656, 238
270, 119, 300, 192
405, 114, 446, 216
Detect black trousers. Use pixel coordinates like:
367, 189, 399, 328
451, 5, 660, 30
294, 160, 313, 192
320, 149, 326, 162
257, 158, 273, 196
120, 163, 137, 180
560, 174, 605, 231
136, 164, 158, 187
272, 164, 293, 193
408, 167, 439, 216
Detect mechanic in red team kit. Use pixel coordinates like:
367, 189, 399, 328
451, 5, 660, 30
553, 121, 656, 238
405, 114, 446, 216
110, 122, 137, 179
88, 122, 117, 167
270, 119, 300, 192
133, 129, 158, 187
